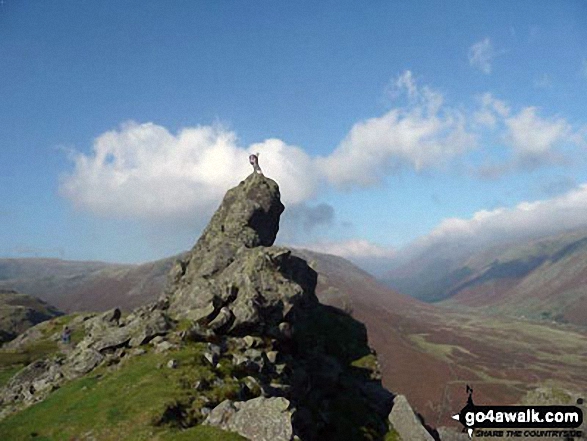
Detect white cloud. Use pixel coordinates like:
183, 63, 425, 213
62, 72, 478, 221
300, 239, 396, 276
473, 93, 510, 128
504, 107, 571, 157
320, 71, 476, 188
303, 239, 396, 259
468, 38, 496, 74
472, 95, 583, 175
425, 183, 587, 247
60, 122, 318, 221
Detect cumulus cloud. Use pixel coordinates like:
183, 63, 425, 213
504, 107, 572, 158
424, 183, 587, 247
60, 122, 318, 221
319, 71, 476, 188
468, 38, 496, 74
473, 93, 510, 128
304, 239, 395, 259
62, 71, 478, 223
472, 94, 584, 176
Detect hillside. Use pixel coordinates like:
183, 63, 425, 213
384, 228, 587, 327
2, 250, 587, 430
0, 289, 62, 344
295, 250, 587, 429
0, 256, 181, 313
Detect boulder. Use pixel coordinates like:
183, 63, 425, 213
204, 396, 294, 441
388, 395, 435, 441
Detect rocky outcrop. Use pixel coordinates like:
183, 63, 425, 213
164, 173, 316, 338
0, 289, 62, 344
0, 304, 172, 417
0, 172, 434, 440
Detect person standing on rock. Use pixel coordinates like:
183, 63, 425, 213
249, 153, 263, 175
61, 326, 71, 345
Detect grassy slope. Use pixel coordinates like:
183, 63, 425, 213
0, 309, 398, 441
0, 315, 84, 388
0, 346, 246, 441
0, 317, 249, 441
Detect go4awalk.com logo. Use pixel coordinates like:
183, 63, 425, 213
452, 386, 584, 438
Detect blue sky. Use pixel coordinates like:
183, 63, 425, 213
2, 1, 587, 273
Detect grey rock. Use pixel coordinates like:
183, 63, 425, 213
154, 341, 175, 353
265, 350, 279, 364
150, 336, 165, 345
388, 395, 434, 441
164, 174, 318, 336
242, 376, 261, 396
67, 349, 104, 376
208, 307, 233, 331
204, 400, 238, 427
184, 323, 215, 342
190, 302, 217, 323
205, 397, 294, 441
203, 351, 219, 367
232, 353, 249, 367
127, 309, 171, 347
243, 335, 263, 348
130, 348, 146, 356
167, 359, 178, 369
91, 327, 132, 352
277, 322, 292, 340
243, 348, 265, 372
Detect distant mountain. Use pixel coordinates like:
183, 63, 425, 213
384, 228, 587, 327
0, 255, 183, 312
0, 289, 62, 344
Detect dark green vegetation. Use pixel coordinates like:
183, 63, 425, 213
0, 289, 62, 344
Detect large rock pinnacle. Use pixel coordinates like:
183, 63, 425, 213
164, 173, 317, 334
200, 172, 285, 251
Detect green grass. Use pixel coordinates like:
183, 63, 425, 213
0, 365, 21, 388
0, 314, 89, 388
0, 338, 59, 369
384, 426, 401, 441
0, 343, 247, 440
